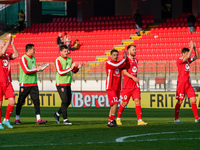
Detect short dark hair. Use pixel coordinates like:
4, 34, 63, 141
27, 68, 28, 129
127, 44, 136, 50
25, 44, 34, 52
182, 48, 189, 53
65, 33, 67, 35
60, 45, 68, 51
111, 49, 118, 55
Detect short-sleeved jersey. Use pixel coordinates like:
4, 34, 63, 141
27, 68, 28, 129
106, 58, 127, 91
0, 52, 13, 83
123, 57, 139, 89
177, 57, 193, 83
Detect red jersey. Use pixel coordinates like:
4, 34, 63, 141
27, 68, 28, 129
177, 57, 194, 83
123, 57, 139, 89
0, 52, 13, 83
106, 58, 127, 91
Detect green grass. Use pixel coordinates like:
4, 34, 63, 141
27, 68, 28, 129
1, 107, 200, 150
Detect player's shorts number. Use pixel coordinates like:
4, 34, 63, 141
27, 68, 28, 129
113, 97, 118, 102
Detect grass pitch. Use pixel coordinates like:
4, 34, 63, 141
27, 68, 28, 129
0, 107, 200, 150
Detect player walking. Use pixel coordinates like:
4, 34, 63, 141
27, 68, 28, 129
53, 45, 81, 125
117, 45, 148, 126
0, 34, 19, 129
175, 40, 200, 123
106, 49, 127, 127
15, 44, 47, 125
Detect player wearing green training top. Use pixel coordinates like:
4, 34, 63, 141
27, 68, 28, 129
15, 44, 47, 125
54, 45, 82, 125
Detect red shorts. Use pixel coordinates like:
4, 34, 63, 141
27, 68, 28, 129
122, 87, 141, 102
176, 82, 196, 100
0, 82, 15, 101
106, 90, 120, 106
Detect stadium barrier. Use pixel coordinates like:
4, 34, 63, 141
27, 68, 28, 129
10, 61, 200, 91
2, 91, 200, 109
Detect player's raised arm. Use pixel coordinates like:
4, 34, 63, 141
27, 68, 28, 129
0, 34, 11, 57
10, 36, 19, 59
106, 50, 127, 70
192, 40, 199, 61
123, 50, 127, 59
182, 41, 193, 63
122, 69, 139, 83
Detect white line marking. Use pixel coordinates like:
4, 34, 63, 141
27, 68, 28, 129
1, 130, 200, 148
115, 130, 200, 142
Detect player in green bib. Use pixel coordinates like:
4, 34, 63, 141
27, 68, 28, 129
15, 44, 47, 125
54, 45, 82, 125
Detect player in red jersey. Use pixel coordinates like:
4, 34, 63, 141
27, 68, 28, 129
0, 34, 19, 129
117, 45, 148, 126
106, 49, 127, 127
175, 40, 200, 123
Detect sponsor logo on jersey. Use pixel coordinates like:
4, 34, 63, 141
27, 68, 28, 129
185, 64, 190, 71
132, 66, 137, 73
115, 69, 119, 74
2, 59, 8, 67
124, 95, 127, 100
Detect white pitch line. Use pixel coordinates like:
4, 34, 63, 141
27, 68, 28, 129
1, 130, 200, 148
115, 130, 200, 142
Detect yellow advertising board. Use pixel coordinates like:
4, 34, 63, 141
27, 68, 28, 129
2, 91, 200, 109
128, 92, 198, 109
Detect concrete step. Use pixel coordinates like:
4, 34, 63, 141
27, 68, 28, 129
96, 55, 108, 61
105, 50, 110, 56
113, 45, 125, 50
122, 39, 134, 45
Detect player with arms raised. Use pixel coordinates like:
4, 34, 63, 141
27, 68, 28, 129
117, 45, 148, 126
106, 49, 127, 127
175, 40, 200, 123
0, 34, 19, 129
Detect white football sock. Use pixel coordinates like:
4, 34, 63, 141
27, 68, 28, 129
15, 115, 20, 120
36, 114, 41, 121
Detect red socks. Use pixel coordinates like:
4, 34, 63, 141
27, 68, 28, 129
175, 103, 181, 120
5, 104, 14, 120
108, 114, 115, 123
0, 107, 1, 123
117, 104, 125, 119
135, 105, 142, 120
108, 115, 111, 123
191, 102, 199, 120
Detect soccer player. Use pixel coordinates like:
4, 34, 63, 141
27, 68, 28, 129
15, 44, 47, 125
106, 49, 127, 127
175, 40, 200, 123
0, 34, 19, 129
53, 45, 81, 125
117, 45, 148, 126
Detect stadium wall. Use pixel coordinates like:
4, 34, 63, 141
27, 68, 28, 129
2, 91, 200, 109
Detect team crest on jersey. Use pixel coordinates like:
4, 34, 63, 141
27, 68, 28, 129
115, 69, 119, 74
32, 64, 36, 69
185, 64, 190, 71
132, 66, 137, 73
2, 59, 8, 67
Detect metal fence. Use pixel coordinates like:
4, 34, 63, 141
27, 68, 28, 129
10, 60, 200, 91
